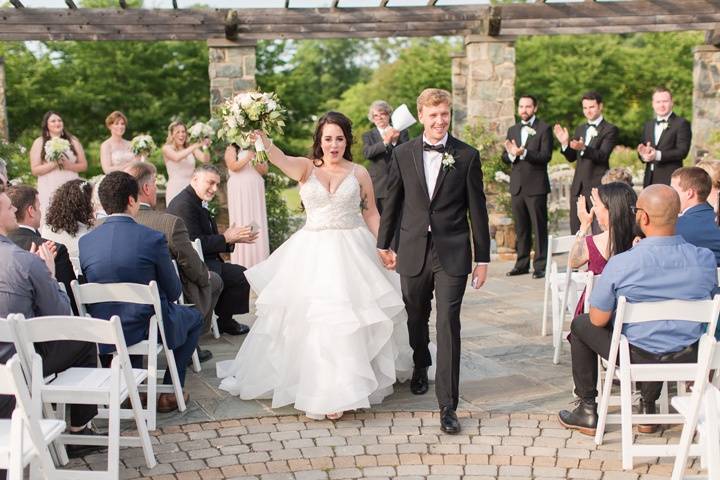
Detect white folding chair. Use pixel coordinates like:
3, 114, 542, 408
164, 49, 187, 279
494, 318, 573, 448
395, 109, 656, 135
192, 238, 220, 339
71, 280, 186, 431
11, 314, 157, 478
594, 295, 720, 470
0, 355, 65, 480
670, 335, 720, 480
68, 257, 82, 278
172, 260, 201, 374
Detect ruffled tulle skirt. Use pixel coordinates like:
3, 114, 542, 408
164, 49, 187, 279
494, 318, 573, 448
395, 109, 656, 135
216, 225, 413, 415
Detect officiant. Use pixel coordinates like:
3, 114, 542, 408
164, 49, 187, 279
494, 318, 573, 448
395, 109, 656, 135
362, 101, 410, 215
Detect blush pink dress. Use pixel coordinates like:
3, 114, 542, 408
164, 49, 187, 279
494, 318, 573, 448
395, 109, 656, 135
228, 161, 270, 268
37, 148, 79, 218
165, 151, 196, 205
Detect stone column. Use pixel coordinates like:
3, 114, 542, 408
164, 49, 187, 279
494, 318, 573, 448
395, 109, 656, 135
207, 38, 257, 109
0, 57, 8, 141
692, 44, 720, 161
452, 35, 516, 138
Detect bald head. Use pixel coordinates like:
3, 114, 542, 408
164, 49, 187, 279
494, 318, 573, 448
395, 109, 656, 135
636, 184, 680, 233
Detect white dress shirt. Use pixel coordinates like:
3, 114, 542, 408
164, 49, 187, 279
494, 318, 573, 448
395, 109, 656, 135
508, 115, 535, 163
422, 133, 447, 199
653, 113, 671, 162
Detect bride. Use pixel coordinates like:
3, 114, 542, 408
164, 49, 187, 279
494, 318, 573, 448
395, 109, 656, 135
216, 111, 413, 420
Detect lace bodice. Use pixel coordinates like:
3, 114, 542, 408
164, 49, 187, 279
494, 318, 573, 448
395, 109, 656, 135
300, 168, 365, 231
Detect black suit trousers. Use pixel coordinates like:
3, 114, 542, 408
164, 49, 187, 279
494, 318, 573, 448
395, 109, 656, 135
207, 259, 250, 325
511, 193, 548, 272
400, 235, 466, 410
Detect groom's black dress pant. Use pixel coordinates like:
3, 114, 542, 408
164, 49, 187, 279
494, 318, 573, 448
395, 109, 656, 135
401, 234, 467, 410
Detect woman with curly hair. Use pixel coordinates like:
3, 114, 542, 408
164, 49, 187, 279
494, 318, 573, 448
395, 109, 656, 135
41, 179, 95, 257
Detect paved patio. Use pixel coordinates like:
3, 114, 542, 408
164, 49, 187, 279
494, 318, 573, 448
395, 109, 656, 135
67, 259, 704, 479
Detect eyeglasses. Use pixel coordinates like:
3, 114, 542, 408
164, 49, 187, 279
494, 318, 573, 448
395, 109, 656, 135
630, 206, 646, 215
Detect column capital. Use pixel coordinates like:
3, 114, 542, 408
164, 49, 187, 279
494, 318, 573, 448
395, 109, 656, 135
464, 35, 516, 46
207, 38, 257, 49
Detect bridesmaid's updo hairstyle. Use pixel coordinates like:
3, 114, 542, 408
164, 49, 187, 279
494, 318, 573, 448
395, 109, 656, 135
40, 111, 78, 162
311, 111, 353, 167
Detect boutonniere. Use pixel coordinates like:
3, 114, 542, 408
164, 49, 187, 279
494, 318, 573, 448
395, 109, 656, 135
442, 152, 455, 171
586, 125, 598, 139
523, 126, 536, 136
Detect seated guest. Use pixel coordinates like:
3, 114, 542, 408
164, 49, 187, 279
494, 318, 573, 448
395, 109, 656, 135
559, 185, 717, 436
568, 182, 637, 315
166, 165, 257, 336
696, 159, 720, 220
0, 185, 98, 458
6, 184, 78, 313
80, 171, 202, 413
671, 167, 720, 265
125, 161, 222, 362
601, 167, 634, 187
41, 179, 95, 258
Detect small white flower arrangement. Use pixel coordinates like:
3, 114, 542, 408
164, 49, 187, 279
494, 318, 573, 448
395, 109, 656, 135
586, 125, 598, 142
494, 171, 511, 183
441, 152, 455, 171
44, 137, 72, 169
131, 134, 157, 158
523, 126, 536, 136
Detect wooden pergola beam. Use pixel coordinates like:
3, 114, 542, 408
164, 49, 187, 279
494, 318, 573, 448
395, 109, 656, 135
9, 0, 24, 8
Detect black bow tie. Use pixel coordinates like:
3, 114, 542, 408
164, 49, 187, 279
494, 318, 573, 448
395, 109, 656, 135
521, 121, 531, 126
656, 119, 668, 125
586, 123, 598, 128
423, 142, 445, 153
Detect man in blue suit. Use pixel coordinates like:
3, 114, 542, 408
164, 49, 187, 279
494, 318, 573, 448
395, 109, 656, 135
80, 171, 203, 413
671, 166, 720, 265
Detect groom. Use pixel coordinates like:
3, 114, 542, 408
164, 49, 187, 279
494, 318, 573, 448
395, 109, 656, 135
377, 88, 490, 434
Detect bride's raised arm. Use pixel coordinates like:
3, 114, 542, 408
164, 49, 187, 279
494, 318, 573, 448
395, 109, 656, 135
252, 131, 312, 183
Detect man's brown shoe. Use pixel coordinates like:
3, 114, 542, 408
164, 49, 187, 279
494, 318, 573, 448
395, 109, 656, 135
638, 399, 659, 434
121, 392, 147, 409
157, 392, 190, 413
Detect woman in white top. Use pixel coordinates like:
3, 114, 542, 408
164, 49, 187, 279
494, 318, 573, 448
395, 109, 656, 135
41, 178, 95, 258
99, 111, 136, 173
162, 121, 211, 205
29, 111, 88, 217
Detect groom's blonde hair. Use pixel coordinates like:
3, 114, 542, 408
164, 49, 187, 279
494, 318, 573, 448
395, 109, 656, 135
417, 88, 451, 114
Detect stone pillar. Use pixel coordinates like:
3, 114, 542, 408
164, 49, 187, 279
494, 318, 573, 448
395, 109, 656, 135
451, 52, 468, 138
207, 38, 257, 108
452, 35, 516, 138
692, 44, 720, 161
0, 57, 8, 141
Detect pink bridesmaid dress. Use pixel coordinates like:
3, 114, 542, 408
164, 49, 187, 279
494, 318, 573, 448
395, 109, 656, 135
228, 162, 270, 268
165, 152, 196, 205
37, 149, 79, 218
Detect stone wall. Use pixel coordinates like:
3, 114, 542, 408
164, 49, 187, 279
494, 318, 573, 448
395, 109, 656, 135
692, 45, 720, 161
208, 38, 257, 109
452, 36, 516, 138
0, 57, 8, 141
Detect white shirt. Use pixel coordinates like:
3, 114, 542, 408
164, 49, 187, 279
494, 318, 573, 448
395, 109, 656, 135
422, 133, 447, 199
508, 116, 535, 163
653, 113, 671, 162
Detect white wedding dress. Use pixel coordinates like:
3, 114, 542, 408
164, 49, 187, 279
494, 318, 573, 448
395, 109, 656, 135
217, 166, 413, 416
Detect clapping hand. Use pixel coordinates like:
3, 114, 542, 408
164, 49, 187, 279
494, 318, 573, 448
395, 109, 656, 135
637, 142, 656, 162
553, 124, 570, 146
576, 195, 594, 230
30, 241, 57, 278
504, 139, 524, 158
377, 249, 397, 271
569, 139, 586, 151
382, 128, 399, 144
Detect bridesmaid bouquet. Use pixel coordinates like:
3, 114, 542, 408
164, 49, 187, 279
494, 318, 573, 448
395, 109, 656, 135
216, 91, 286, 165
130, 134, 157, 161
188, 122, 215, 152
44, 137, 72, 170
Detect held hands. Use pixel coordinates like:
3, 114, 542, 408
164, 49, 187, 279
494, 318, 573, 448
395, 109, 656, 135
30, 241, 57, 278
471, 264, 488, 290
553, 124, 570, 146
377, 249, 397, 271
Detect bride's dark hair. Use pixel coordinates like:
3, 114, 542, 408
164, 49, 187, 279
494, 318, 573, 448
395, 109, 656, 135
310, 111, 353, 167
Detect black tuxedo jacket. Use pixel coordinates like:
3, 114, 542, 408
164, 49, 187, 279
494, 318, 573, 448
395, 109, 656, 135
377, 135, 490, 277
165, 185, 233, 275
561, 119, 619, 196
640, 113, 691, 186
7, 227, 78, 314
362, 128, 410, 198
501, 119, 553, 196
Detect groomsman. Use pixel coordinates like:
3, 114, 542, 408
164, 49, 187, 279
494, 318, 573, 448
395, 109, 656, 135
362, 100, 410, 214
502, 95, 552, 279
637, 87, 691, 187
554, 91, 619, 233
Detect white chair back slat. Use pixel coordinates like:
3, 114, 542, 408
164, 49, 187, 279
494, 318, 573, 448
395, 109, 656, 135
69, 256, 82, 277
621, 296, 720, 326
550, 234, 576, 255
11, 314, 126, 346
192, 238, 204, 262
72, 281, 160, 307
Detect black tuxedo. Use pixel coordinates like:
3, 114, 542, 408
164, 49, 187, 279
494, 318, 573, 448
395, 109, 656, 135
378, 134, 490, 409
640, 112, 691, 187
166, 185, 250, 326
362, 127, 410, 212
7, 226, 78, 314
501, 118, 552, 272
561, 119, 619, 233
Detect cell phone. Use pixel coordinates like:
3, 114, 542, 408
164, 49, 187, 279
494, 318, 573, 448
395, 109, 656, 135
248, 221, 261, 233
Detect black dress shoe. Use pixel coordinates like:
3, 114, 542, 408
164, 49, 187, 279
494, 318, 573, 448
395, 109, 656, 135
188, 348, 213, 366
410, 367, 429, 395
67, 425, 104, 458
638, 399, 659, 434
506, 267, 529, 277
440, 407, 460, 434
558, 399, 598, 436
532, 270, 546, 279
219, 322, 250, 336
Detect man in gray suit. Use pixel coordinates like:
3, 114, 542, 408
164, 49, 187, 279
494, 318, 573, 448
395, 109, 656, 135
125, 162, 222, 363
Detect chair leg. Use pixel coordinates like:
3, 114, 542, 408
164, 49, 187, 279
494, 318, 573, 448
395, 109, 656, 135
705, 396, 720, 478
551, 289, 562, 365
146, 353, 158, 432
595, 361, 615, 445
108, 367, 121, 480
659, 382, 669, 415
164, 350, 186, 412
619, 353, 634, 470
211, 314, 220, 339
191, 350, 201, 373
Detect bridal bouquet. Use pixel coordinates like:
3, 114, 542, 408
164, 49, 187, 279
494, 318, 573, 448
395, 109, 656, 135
188, 122, 215, 151
44, 137, 72, 169
131, 134, 157, 160
216, 91, 286, 165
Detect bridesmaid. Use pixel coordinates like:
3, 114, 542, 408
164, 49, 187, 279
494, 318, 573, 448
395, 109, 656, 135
224, 145, 270, 267
162, 120, 210, 205
99, 111, 136, 173
29, 111, 88, 218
